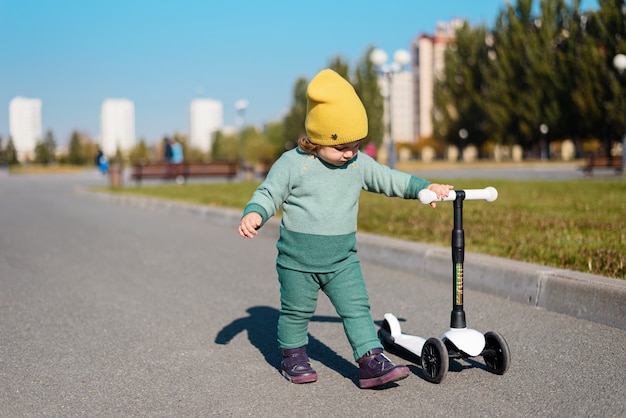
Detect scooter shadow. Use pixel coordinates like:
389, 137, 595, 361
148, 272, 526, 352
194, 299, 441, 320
215, 305, 364, 386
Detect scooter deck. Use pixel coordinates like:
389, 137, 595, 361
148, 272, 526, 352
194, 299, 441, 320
393, 334, 427, 356
381, 313, 428, 357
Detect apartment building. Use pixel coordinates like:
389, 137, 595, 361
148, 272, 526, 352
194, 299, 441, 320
9, 96, 42, 162
100, 99, 135, 156
189, 98, 223, 153
411, 19, 462, 140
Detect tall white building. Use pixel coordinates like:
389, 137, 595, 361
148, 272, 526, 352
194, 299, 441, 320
388, 71, 414, 143
9, 96, 42, 162
377, 70, 414, 148
189, 98, 223, 153
100, 99, 135, 156
411, 19, 462, 140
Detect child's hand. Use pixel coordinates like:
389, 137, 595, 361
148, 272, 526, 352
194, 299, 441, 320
238, 213, 262, 238
426, 183, 454, 208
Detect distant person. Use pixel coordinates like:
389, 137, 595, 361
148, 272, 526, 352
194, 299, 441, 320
95, 148, 108, 175
163, 137, 173, 162
170, 138, 184, 164
364, 142, 377, 159
238, 69, 453, 389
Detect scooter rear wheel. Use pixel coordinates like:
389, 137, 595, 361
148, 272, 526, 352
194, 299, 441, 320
420, 337, 448, 383
482, 331, 510, 375
377, 319, 395, 350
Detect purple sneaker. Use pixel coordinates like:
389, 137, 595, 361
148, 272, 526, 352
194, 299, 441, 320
357, 348, 410, 389
281, 346, 318, 384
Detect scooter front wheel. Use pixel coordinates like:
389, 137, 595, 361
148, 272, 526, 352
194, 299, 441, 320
420, 337, 448, 383
482, 331, 510, 375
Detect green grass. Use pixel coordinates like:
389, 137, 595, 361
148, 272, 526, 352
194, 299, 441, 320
107, 179, 626, 280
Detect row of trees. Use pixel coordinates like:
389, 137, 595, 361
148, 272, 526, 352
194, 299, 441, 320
433, 0, 626, 158
0, 131, 59, 166
0, 131, 108, 167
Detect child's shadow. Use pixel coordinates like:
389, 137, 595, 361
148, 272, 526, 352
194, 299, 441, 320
215, 306, 357, 384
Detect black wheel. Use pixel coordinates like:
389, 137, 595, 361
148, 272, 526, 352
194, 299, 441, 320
420, 337, 448, 383
483, 331, 511, 375
378, 319, 395, 349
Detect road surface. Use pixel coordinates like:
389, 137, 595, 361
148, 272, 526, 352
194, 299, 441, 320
1, 171, 624, 417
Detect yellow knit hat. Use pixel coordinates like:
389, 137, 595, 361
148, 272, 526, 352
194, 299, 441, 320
305, 69, 368, 146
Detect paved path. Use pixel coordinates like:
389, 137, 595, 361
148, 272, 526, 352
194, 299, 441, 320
1, 172, 625, 417
407, 161, 625, 180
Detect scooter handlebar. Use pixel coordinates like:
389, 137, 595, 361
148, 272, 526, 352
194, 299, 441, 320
418, 186, 498, 205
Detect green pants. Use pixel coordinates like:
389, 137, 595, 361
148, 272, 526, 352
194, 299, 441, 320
276, 262, 382, 361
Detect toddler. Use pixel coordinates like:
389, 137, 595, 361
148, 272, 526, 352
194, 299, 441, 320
239, 69, 452, 388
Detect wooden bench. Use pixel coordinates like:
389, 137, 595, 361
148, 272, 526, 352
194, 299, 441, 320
130, 161, 238, 184
257, 159, 275, 178
581, 156, 623, 175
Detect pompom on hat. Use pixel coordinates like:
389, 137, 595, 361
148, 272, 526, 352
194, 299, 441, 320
305, 69, 368, 146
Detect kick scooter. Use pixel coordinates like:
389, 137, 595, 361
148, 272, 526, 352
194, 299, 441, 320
378, 187, 511, 383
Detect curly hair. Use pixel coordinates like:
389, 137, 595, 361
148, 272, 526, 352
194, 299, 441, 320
297, 136, 319, 155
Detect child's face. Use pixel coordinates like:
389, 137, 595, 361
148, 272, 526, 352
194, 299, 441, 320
317, 140, 361, 166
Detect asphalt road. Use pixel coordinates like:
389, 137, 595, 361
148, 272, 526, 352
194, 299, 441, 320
1, 171, 625, 417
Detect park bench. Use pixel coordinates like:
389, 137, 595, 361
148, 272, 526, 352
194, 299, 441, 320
130, 161, 238, 184
257, 159, 275, 178
580, 155, 623, 175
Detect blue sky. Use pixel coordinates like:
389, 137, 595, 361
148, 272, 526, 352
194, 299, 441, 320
0, 0, 599, 146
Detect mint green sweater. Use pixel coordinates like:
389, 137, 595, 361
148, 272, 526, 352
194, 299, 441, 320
243, 148, 431, 272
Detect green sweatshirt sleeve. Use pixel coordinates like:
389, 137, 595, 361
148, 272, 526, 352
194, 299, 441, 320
358, 153, 431, 198
240, 151, 293, 228
405, 176, 432, 199
242, 203, 270, 226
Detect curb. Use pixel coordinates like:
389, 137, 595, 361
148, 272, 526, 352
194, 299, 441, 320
356, 233, 626, 330
82, 189, 626, 330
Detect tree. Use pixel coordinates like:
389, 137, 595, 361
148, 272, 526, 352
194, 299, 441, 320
433, 22, 493, 155
128, 139, 150, 164
282, 77, 308, 148
67, 131, 98, 165
328, 54, 350, 79
430, 0, 626, 159
211, 130, 240, 161
34, 130, 57, 165
67, 131, 85, 165
526, 0, 570, 157
433, 0, 585, 157
552, 0, 603, 155
489, 0, 544, 152
4, 137, 19, 165
264, 120, 286, 157
242, 126, 275, 164
585, 0, 626, 155
353, 45, 385, 148
34, 142, 51, 165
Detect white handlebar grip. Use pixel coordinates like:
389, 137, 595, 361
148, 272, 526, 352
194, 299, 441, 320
418, 189, 457, 204
417, 187, 498, 205
464, 187, 498, 202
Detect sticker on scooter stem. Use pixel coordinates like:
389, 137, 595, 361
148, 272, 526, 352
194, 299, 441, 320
455, 263, 463, 305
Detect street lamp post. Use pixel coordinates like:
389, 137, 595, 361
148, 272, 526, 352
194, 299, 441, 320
613, 54, 626, 174
539, 123, 549, 160
370, 48, 411, 170
458, 128, 468, 161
